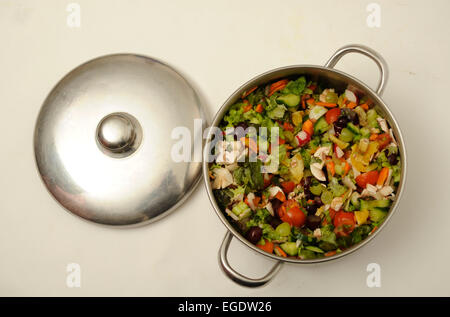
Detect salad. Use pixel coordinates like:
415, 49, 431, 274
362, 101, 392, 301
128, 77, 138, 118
209, 76, 401, 259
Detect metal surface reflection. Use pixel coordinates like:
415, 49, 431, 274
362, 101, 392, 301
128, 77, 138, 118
34, 54, 206, 226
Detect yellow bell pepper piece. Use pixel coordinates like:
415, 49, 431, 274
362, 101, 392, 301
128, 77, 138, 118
292, 111, 303, 127
350, 142, 379, 172
289, 153, 304, 184
355, 210, 370, 225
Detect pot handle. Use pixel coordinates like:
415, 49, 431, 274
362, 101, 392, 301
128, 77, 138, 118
218, 231, 283, 287
324, 44, 389, 96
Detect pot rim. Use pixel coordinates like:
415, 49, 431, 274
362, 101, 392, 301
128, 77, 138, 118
203, 63, 407, 264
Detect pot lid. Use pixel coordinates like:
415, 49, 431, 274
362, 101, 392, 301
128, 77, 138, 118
34, 54, 206, 226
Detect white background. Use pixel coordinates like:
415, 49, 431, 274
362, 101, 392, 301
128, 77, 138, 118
1, 0, 449, 296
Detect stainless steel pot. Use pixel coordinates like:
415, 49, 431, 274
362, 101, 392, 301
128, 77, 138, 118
203, 44, 407, 287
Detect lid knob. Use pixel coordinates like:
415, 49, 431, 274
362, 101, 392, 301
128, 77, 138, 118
96, 112, 142, 158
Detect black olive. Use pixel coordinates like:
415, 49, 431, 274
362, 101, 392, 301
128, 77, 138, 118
384, 149, 399, 165
304, 191, 314, 201
233, 122, 249, 140
236, 122, 248, 130
388, 153, 398, 165
306, 215, 321, 230
351, 114, 360, 125
337, 115, 349, 127
303, 176, 312, 188
334, 115, 349, 135
271, 198, 283, 213
269, 217, 283, 229
342, 108, 359, 125
271, 175, 281, 187
305, 204, 318, 215
314, 196, 322, 205
246, 226, 263, 245
302, 176, 314, 200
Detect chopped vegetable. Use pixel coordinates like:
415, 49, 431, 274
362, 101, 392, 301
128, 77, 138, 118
330, 135, 349, 150
369, 208, 387, 222
232, 201, 251, 218
316, 102, 337, 108
355, 170, 379, 188
295, 130, 311, 147
275, 222, 291, 236
309, 106, 328, 121
256, 240, 274, 253
210, 75, 401, 259
325, 108, 341, 124
242, 86, 257, 99
281, 181, 296, 194
314, 117, 330, 135
274, 245, 287, 257
339, 128, 354, 143
377, 167, 390, 187
354, 210, 369, 225
302, 119, 314, 136
292, 111, 303, 126
277, 94, 300, 107
255, 103, 264, 113
278, 199, 306, 227
289, 154, 304, 183
268, 79, 289, 96
280, 242, 298, 256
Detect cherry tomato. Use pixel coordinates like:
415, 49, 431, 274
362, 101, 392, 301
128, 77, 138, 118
333, 211, 356, 236
283, 122, 294, 132
322, 208, 337, 226
277, 199, 306, 227
329, 208, 337, 220
376, 133, 391, 149
355, 170, 379, 188
281, 181, 296, 194
274, 190, 286, 202
325, 107, 341, 124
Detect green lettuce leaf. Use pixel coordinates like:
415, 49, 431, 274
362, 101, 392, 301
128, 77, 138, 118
282, 76, 306, 95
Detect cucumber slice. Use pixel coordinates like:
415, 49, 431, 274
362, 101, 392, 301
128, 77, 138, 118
369, 207, 387, 222
347, 122, 360, 135
280, 242, 298, 256
321, 190, 333, 204
360, 199, 370, 211
330, 135, 349, 149
360, 127, 371, 138
370, 199, 391, 208
367, 109, 378, 122
314, 117, 329, 135
305, 245, 324, 253
339, 128, 354, 142
277, 94, 300, 107
310, 184, 323, 196
360, 199, 391, 214
298, 248, 316, 259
